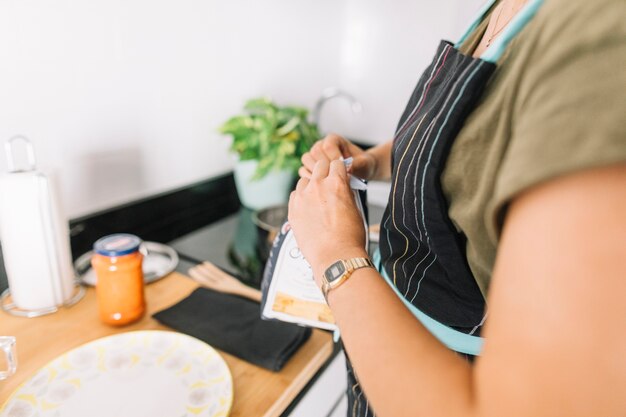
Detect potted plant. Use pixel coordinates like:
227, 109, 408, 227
219, 97, 320, 210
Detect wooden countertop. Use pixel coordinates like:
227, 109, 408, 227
0, 272, 334, 416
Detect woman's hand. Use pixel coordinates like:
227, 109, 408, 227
288, 159, 369, 285
300, 133, 378, 180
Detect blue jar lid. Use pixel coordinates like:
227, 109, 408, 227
93, 234, 142, 257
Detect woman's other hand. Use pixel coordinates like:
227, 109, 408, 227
289, 159, 368, 285
300, 133, 378, 180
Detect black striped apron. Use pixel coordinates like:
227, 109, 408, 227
345, 1, 544, 415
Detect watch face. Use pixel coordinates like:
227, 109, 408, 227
325, 261, 346, 283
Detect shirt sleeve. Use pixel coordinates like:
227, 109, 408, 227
487, 0, 626, 239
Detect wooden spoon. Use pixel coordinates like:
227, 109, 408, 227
188, 261, 262, 303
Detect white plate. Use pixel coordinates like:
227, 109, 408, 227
0, 331, 233, 417
75, 242, 179, 286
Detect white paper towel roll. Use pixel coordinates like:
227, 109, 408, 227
0, 137, 75, 311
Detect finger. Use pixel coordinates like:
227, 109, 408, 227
288, 191, 296, 222
295, 176, 309, 192
321, 134, 345, 160
351, 153, 376, 179
311, 159, 330, 181
329, 159, 348, 181
301, 152, 316, 172
298, 166, 312, 179
310, 142, 331, 163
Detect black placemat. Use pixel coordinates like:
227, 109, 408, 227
153, 288, 311, 371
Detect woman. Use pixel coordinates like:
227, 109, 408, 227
288, 0, 626, 416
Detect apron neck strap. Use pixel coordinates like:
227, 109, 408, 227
455, 0, 545, 63
455, 0, 499, 48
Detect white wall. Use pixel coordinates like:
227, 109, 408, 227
0, 0, 483, 218
0, 0, 345, 217
320, 0, 484, 141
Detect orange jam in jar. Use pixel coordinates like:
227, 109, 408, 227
92, 234, 145, 326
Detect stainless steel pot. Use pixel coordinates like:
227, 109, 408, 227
252, 205, 288, 259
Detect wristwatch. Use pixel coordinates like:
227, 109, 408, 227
321, 257, 374, 302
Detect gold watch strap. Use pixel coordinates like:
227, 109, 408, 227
322, 257, 374, 302
344, 257, 373, 271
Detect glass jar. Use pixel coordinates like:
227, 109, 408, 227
92, 234, 145, 326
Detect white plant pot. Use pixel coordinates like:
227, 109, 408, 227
233, 160, 295, 211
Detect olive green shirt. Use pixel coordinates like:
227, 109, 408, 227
442, 0, 626, 296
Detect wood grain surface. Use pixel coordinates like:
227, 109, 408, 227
0, 272, 333, 417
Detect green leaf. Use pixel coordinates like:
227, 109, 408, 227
244, 97, 274, 113
219, 97, 321, 179
276, 116, 300, 137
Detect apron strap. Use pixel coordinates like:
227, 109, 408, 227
373, 250, 484, 356
481, 0, 544, 62
455, 0, 499, 48
455, 0, 545, 63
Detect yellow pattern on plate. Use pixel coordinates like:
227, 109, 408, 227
1, 331, 233, 417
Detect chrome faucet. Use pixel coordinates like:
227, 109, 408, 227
312, 87, 362, 132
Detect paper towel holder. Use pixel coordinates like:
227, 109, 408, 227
0, 136, 85, 318
0, 286, 85, 318
5, 135, 37, 173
